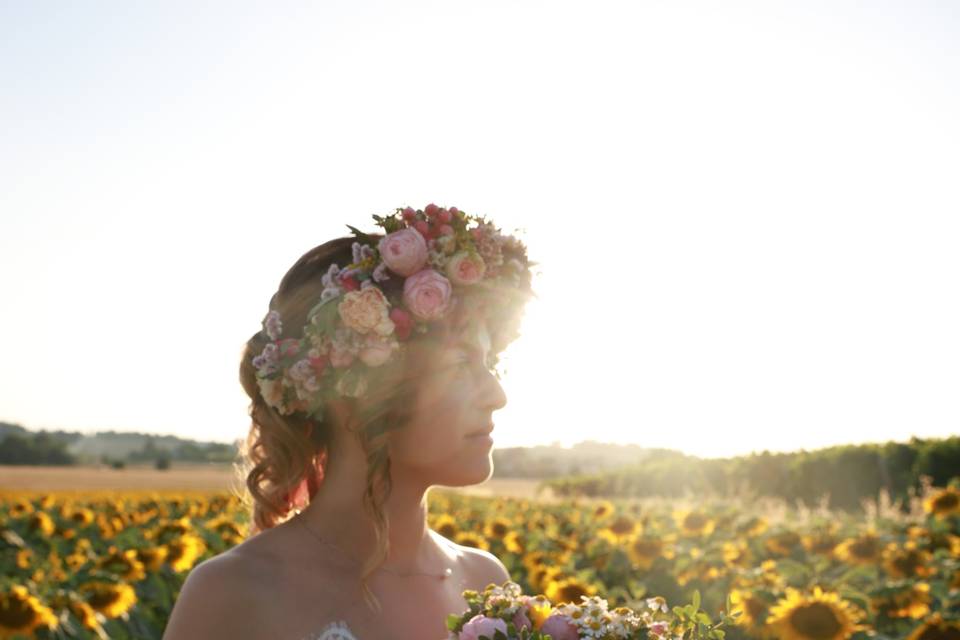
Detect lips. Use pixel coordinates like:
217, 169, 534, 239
466, 424, 494, 438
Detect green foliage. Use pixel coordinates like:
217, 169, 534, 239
545, 436, 960, 512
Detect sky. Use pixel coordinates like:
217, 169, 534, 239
1, 1, 958, 459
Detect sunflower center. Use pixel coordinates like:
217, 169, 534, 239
0, 598, 40, 630
744, 597, 767, 620
850, 538, 879, 559
559, 584, 590, 604
684, 514, 707, 530
789, 602, 842, 639
632, 540, 661, 556
933, 493, 959, 511
86, 588, 122, 610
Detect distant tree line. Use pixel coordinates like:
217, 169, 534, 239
544, 436, 960, 511
0, 421, 236, 466
0, 433, 76, 465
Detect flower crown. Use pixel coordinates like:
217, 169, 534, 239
251, 203, 534, 421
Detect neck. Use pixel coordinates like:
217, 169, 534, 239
295, 432, 442, 576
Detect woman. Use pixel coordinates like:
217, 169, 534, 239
163, 204, 535, 639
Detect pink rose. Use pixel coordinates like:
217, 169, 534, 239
458, 614, 508, 640
540, 614, 579, 640
446, 251, 487, 286
337, 287, 394, 336
378, 228, 428, 277
358, 334, 397, 367
402, 268, 452, 321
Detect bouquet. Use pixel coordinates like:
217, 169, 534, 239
447, 581, 733, 640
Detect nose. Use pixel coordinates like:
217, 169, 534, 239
479, 366, 508, 412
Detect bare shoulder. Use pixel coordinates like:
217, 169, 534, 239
432, 530, 511, 592
162, 544, 275, 639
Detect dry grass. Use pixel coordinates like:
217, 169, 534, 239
0, 465, 551, 500
0, 464, 240, 494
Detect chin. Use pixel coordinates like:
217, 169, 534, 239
436, 457, 493, 487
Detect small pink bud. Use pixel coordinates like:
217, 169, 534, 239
413, 220, 430, 238
424, 203, 439, 218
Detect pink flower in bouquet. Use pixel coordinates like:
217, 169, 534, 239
512, 608, 532, 631
446, 250, 487, 286
458, 614, 508, 640
540, 614, 579, 640
379, 228, 428, 277
402, 268, 452, 321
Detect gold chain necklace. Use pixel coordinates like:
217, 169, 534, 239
296, 515, 453, 580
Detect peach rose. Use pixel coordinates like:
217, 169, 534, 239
337, 287, 394, 336
358, 334, 398, 367
257, 377, 285, 412
402, 268, 452, 321
445, 250, 487, 286
378, 228, 428, 277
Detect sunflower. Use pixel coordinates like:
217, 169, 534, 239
135, 545, 169, 571
0, 585, 59, 638
767, 586, 865, 640
150, 516, 193, 544
28, 511, 55, 537
723, 541, 754, 568
166, 533, 206, 572
67, 507, 95, 527
591, 500, 615, 520
79, 581, 137, 619
484, 516, 511, 540
544, 576, 598, 605
871, 582, 932, 620
431, 514, 458, 539
737, 516, 769, 537
835, 531, 882, 565
729, 588, 774, 638
503, 530, 525, 554
627, 535, 672, 571
96, 547, 147, 582
454, 531, 489, 551
803, 531, 841, 556
906, 612, 960, 640
882, 542, 935, 579
69, 601, 103, 632
598, 515, 642, 545
765, 531, 803, 557
7, 499, 34, 518
15, 548, 33, 570
923, 486, 960, 519
674, 510, 715, 538
528, 565, 564, 592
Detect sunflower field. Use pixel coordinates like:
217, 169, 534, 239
1, 480, 959, 640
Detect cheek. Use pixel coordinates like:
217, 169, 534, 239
390, 383, 472, 462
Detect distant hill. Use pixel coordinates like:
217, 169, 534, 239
0, 421, 236, 466
491, 441, 663, 478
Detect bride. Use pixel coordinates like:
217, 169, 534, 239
163, 204, 534, 640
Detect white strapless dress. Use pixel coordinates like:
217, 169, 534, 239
302, 620, 359, 640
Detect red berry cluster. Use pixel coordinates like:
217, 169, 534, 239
400, 203, 460, 240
